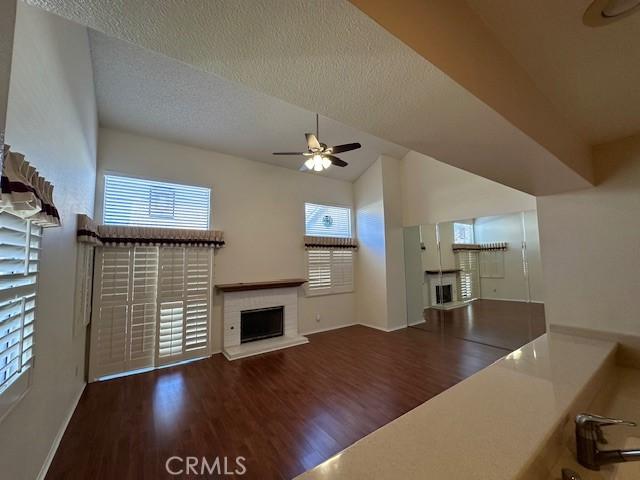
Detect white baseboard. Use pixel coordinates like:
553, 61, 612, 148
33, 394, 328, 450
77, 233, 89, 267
361, 323, 407, 333
408, 319, 426, 326
37, 383, 86, 480
302, 322, 357, 335
480, 297, 541, 304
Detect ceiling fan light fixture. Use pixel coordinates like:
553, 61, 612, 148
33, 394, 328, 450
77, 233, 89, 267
322, 157, 332, 169
304, 158, 315, 170
312, 154, 324, 172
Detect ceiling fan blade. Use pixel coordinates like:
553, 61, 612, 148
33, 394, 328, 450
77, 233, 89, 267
326, 155, 348, 167
305, 133, 321, 151
273, 152, 306, 155
328, 142, 361, 154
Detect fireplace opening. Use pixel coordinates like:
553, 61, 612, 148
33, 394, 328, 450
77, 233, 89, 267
436, 284, 453, 304
241, 306, 284, 343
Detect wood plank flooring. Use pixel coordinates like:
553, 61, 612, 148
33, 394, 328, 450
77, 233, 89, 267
412, 299, 546, 351
46, 325, 508, 480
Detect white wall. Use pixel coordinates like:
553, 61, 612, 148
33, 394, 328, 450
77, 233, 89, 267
0, 0, 16, 146
475, 213, 529, 302
538, 134, 640, 335
96, 128, 356, 345
353, 156, 406, 330
354, 158, 388, 330
403, 226, 423, 325
523, 210, 544, 303
0, 3, 97, 480
381, 156, 407, 330
401, 150, 536, 226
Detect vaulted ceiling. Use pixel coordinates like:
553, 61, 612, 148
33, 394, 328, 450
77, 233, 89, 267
89, 31, 408, 182
28, 0, 636, 194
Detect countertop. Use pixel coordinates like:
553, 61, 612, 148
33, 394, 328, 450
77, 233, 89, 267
295, 333, 617, 480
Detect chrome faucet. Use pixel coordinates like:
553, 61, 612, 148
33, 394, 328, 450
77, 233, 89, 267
575, 413, 640, 470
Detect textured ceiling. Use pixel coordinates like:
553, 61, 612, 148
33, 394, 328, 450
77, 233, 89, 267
467, 0, 640, 145
89, 31, 407, 182
30, 0, 592, 194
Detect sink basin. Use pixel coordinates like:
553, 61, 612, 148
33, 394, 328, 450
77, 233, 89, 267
548, 367, 640, 480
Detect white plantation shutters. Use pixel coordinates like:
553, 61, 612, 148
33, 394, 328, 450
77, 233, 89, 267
89, 245, 212, 380
455, 250, 479, 300
157, 247, 211, 365
307, 250, 332, 294
89, 247, 158, 379
103, 174, 211, 230
306, 249, 355, 295
0, 213, 41, 395
330, 250, 354, 294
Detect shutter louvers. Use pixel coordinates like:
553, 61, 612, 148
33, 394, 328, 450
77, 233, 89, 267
307, 249, 354, 295
455, 250, 479, 301
184, 248, 211, 354
157, 246, 211, 364
90, 244, 212, 380
0, 213, 41, 394
331, 250, 354, 293
89, 246, 159, 380
307, 250, 332, 294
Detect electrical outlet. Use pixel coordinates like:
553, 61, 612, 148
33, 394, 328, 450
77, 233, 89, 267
315, 313, 321, 322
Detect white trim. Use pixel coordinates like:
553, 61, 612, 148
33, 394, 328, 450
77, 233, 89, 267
360, 323, 406, 333
408, 319, 426, 327
223, 335, 308, 361
479, 297, 544, 304
37, 383, 86, 480
304, 289, 355, 298
302, 322, 357, 335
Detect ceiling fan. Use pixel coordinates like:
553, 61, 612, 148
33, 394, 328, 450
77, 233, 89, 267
273, 114, 361, 171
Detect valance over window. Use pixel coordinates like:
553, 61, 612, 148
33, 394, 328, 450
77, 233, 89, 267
76, 214, 224, 248
304, 235, 358, 250
1, 146, 60, 227
452, 242, 508, 252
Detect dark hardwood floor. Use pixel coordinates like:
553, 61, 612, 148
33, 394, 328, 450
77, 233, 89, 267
411, 299, 546, 351
46, 325, 507, 480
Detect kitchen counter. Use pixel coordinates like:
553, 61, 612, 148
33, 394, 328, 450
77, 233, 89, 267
295, 333, 617, 480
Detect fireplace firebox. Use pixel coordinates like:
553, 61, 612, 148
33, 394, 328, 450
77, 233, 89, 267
436, 284, 453, 304
240, 306, 284, 343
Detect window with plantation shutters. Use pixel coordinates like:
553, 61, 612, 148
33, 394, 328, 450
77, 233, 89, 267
157, 247, 211, 365
304, 203, 355, 296
306, 249, 355, 295
89, 246, 158, 380
0, 213, 41, 399
103, 174, 211, 230
88, 245, 212, 381
455, 250, 479, 301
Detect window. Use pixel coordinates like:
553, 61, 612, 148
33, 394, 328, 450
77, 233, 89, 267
103, 174, 211, 230
304, 203, 354, 295
0, 213, 41, 396
455, 250, 479, 300
304, 203, 352, 238
454, 222, 474, 244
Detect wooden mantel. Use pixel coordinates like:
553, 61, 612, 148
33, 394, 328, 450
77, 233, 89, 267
215, 278, 307, 293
